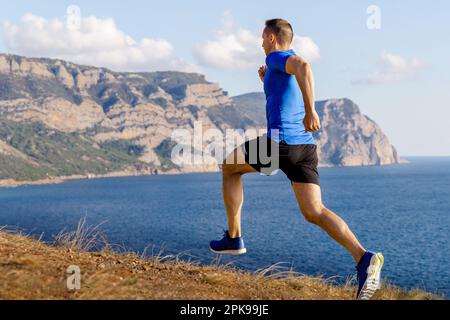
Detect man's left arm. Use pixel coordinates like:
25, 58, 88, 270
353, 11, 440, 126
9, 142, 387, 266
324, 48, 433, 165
285, 55, 321, 132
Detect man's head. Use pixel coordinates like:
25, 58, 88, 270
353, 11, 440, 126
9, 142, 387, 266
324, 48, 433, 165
262, 18, 293, 56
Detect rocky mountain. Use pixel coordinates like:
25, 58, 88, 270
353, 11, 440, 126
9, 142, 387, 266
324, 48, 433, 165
0, 53, 403, 182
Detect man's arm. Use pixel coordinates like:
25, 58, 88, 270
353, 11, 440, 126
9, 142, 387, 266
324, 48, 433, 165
285, 55, 321, 132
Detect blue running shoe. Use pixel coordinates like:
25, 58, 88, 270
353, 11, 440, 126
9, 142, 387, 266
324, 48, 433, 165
356, 251, 384, 300
209, 230, 247, 255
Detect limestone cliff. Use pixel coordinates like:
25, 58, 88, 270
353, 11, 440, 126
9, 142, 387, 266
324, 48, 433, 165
0, 53, 403, 182
314, 98, 401, 166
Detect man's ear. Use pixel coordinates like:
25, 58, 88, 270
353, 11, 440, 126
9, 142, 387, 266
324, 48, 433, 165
269, 33, 276, 43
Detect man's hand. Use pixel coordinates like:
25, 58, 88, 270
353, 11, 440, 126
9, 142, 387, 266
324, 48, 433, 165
258, 65, 267, 83
303, 110, 321, 132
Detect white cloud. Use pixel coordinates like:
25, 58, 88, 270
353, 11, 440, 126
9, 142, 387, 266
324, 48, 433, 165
353, 52, 424, 85
1, 13, 199, 72
291, 36, 320, 64
194, 12, 320, 70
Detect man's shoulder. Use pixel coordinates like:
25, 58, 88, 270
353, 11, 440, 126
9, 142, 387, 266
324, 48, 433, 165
267, 49, 296, 60
266, 49, 297, 72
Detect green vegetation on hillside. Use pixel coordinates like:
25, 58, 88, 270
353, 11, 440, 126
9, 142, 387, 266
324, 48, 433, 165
0, 120, 151, 181
154, 138, 181, 172
0, 153, 51, 181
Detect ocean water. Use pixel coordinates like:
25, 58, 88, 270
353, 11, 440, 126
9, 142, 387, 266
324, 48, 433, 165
0, 156, 449, 297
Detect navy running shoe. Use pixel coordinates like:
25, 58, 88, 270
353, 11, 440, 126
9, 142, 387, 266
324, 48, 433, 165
356, 251, 384, 300
209, 230, 247, 255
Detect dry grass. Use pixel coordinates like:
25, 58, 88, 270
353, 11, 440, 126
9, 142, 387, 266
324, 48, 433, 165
53, 216, 108, 252
0, 225, 442, 300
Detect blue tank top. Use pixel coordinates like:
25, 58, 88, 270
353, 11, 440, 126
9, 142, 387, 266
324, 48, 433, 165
264, 49, 315, 145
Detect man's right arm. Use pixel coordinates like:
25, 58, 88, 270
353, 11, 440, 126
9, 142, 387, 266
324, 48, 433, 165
285, 55, 321, 132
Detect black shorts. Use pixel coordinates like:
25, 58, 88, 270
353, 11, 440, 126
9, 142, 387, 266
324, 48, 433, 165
243, 135, 320, 186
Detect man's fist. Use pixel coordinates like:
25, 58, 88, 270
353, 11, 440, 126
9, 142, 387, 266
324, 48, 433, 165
258, 65, 267, 83
303, 110, 321, 132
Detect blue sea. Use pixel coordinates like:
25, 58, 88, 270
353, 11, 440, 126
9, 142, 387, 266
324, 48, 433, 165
0, 156, 449, 297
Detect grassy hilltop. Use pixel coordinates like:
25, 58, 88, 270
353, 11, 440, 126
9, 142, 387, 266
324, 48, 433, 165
0, 226, 438, 300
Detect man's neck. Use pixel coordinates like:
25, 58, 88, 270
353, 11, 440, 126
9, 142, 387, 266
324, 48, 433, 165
270, 45, 290, 53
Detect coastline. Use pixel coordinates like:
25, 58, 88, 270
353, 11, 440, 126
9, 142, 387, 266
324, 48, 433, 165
0, 159, 411, 188
0, 169, 187, 188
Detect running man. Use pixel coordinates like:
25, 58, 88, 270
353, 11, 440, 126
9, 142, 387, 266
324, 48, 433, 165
209, 18, 384, 300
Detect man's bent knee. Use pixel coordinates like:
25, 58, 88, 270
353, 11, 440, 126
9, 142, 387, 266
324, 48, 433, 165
222, 161, 255, 176
222, 161, 239, 175
221, 146, 255, 176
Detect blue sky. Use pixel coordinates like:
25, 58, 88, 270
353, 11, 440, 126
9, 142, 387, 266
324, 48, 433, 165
0, 0, 449, 156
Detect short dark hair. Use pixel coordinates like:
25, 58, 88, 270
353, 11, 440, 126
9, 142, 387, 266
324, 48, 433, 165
264, 18, 293, 45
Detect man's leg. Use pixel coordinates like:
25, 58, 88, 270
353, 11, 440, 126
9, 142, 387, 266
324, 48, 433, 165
222, 145, 257, 238
291, 181, 366, 264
